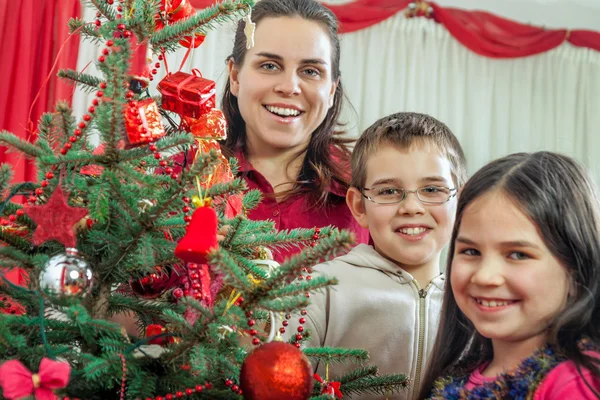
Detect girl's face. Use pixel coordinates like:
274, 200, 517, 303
451, 191, 570, 351
228, 16, 337, 156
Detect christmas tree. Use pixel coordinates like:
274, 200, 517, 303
0, 1, 409, 399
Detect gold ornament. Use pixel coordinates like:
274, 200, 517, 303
244, 10, 255, 50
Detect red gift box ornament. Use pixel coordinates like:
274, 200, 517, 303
124, 98, 166, 147
174, 201, 218, 264
157, 69, 216, 119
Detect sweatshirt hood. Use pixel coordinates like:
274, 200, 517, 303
333, 244, 445, 289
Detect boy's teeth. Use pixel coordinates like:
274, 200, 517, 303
266, 106, 301, 117
476, 299, 514, 307
398, 227, 427, 235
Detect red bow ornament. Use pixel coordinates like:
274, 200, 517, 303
0, 358, 71, 400
314, 373, 343, 399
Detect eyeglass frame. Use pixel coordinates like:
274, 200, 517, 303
359, 185, 458, 205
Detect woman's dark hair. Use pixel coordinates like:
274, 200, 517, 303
221, 0, 353, 205
418, 152, 600, 398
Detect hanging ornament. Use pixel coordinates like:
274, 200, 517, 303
240, 342, 313, 400
126, 35, 152, 94
155, 0, 195, 31
130, 266, 171, 299
183, 108, 227, 139
24, 186, 88, 248
179, 33, 206, 49
39, 248, 93, 297
124, 98, 166, 147
314, 373, 343, 399
157, 70, 216, 119
174, 201, 218, 264
0, 357, 71, 400
251, 247, 279, 279
145, 324, 180, 345
244, 9, 255, 49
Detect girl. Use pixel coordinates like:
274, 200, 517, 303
220, 0, 369, 261
418, 152, 600, 399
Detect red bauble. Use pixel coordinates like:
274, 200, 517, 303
130, 266, 171, 298
240, 342, 313, 400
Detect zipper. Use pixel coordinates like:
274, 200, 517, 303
411, 280, 434, 400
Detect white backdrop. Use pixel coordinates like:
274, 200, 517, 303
74, 4, 600, 184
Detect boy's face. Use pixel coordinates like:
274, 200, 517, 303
348, 145, 457, 272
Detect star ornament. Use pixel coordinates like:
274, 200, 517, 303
24, 186, 88, 248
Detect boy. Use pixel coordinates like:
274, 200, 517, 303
289, 112, 467, 400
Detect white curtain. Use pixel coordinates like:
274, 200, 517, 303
74, 9, 600, 184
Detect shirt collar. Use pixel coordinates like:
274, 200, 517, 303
235, 149, 348, 197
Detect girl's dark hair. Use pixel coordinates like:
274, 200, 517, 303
418, 152, 600, 398
220, 0, 353, 205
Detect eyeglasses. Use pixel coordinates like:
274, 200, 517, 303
360, 185, 457, 205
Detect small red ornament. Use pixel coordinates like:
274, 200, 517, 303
124, 98, 166, 147
130, 266, 172, 299
145, 324, 167, 345
314, 373, 343, 399
179, 33, 206, 49
24, 186, 88, 247
155, 0, 195, 31
174, 203, 218, 264
157, 70, 216, 119
240, 342, 313, 400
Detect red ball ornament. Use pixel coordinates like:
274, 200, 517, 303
240, 342, 313, 400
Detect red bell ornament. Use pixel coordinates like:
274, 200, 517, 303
174, 204, 218, 264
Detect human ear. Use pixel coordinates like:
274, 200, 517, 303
328, 78, 339, 108
346, 187, 369, 229
228, 58, 240, 97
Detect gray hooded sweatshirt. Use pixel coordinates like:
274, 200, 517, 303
288, 244, 445, 400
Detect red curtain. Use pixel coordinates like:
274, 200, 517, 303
0, 0, 81, 184
188, 0, 600, 57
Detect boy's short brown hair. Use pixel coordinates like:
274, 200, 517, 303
351, 112, 467, 189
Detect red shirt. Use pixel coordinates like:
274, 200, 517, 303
236, 152, 369, 263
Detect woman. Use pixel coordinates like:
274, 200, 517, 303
221, 0, 369, 261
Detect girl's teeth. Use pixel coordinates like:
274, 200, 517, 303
398, 227, 427, 235
476, 299, 513, 307
266, 106, 301, 117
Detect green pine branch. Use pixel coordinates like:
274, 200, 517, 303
231, 253, 269, 280
84, 0, 116, 21
58, 69, 102, 92
267, 275, 337, 299
241, 189, 262, 211
205, 178, 247, 199
0, 131, 46, 158
0, 246, 32, 266
264, 230, 354, 289
69, 18, 103, 42
150, 0, 254, 51
256, 294, 309, 313
339, 365, 379, 384
0, 164, 13, 193
303, 347, 369, 365
0, 230, 33, 254
208, 248, 252, 292
340, 374, 410, 397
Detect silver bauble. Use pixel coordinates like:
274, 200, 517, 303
39, 248, 93, 296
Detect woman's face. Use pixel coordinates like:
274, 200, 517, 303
229, 16, 338, 156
